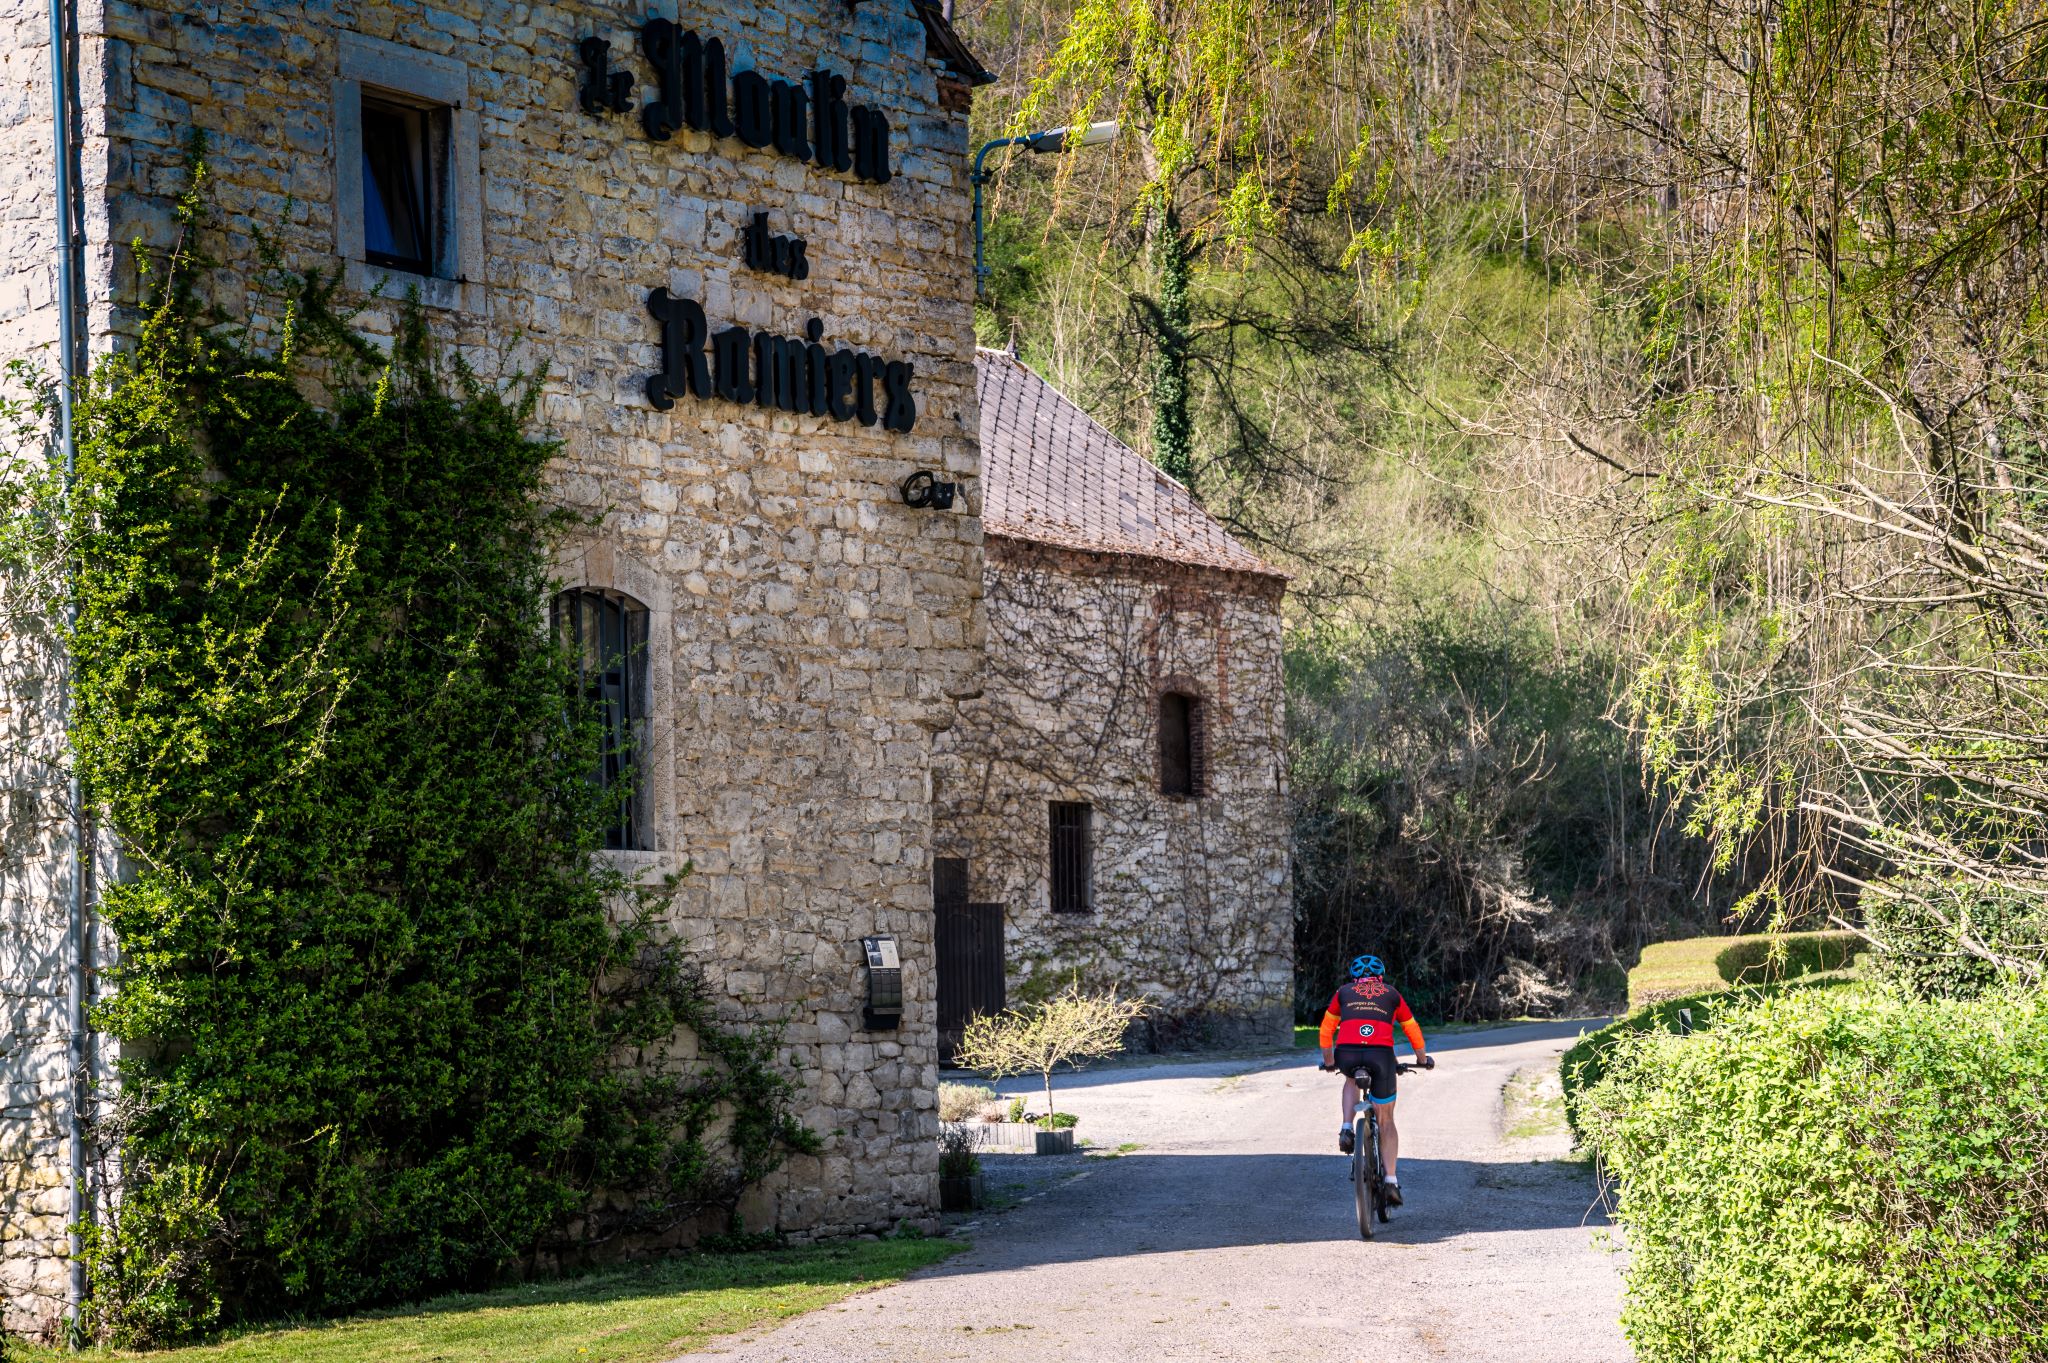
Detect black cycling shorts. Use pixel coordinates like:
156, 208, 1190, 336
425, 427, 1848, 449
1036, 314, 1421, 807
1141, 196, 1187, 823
1332, 1045, 1398, 1103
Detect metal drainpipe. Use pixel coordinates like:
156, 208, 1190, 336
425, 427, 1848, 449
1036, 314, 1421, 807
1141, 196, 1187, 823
45, 0, 89, 1328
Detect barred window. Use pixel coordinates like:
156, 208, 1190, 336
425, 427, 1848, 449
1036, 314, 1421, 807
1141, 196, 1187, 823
1159, 691, 1206, 798
1049, 802, 1093, 913
554, 588, 650, 850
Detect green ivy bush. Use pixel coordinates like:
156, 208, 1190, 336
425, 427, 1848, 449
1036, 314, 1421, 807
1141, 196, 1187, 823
1864, 878, 2048, 1001
1, 168, 813, 1344
1583, 987, 2048, 1363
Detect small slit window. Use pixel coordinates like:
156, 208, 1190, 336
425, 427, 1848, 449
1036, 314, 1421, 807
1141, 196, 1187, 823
554, 588, 650, 851
1049, 802, 1093, 914
360, 93, 448, 276
1159, 692, 1205, 798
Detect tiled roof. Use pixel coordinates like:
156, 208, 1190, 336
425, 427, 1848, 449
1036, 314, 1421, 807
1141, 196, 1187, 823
975, 349, 1287, 580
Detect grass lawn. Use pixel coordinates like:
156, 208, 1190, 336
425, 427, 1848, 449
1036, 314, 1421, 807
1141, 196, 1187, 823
14, 1240, 960, 1363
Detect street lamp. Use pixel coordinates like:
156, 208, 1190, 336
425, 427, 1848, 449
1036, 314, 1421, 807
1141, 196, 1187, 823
972, 120, 1117, 299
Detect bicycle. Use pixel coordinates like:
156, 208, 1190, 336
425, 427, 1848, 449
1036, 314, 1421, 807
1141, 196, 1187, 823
1319, 1054, 1433, 1239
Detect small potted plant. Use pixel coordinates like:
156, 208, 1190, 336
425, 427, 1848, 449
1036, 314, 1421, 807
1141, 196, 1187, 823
951, 983, 1147, 1155
938, 1123, 984, 1210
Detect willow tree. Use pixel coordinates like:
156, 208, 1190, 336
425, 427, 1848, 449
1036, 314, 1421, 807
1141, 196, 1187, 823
1003, 0, 1441, 495
1497, 0, 2048, 977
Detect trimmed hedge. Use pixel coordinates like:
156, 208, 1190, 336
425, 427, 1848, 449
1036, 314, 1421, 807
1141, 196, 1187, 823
1583, 987, 2048, 1363
1629, 930, 1864, 1009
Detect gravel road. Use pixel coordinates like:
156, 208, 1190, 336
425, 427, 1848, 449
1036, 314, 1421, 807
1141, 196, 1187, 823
697, 1019, 1631, 1363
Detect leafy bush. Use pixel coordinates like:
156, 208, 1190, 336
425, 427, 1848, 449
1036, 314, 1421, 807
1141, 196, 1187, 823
1034, 1112, 1079, 1130
1583, 987, 2048, 1363
936, 1083, 995, 1123
5, 169, 814, 1342
1864, 879, 2048, 1000
1710, 931, 1861, 988
936, 1126, 982, 1180
1628, 930, 1863, 1009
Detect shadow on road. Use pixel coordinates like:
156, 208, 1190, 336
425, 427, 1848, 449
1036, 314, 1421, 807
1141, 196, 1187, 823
934, 1150, 1609, 1272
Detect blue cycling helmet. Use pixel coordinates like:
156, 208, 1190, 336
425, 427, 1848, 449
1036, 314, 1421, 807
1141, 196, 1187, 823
1348, 954, 1385, 980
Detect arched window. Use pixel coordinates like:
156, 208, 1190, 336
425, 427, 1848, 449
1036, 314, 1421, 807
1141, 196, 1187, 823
553, 588, 650, 850
1159, 691, 1205, 798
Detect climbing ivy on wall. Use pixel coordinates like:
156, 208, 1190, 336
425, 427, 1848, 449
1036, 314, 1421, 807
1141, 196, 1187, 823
0, 162, 813, 1345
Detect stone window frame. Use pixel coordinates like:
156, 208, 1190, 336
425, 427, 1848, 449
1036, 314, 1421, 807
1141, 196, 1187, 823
553, 542, 676, 872
333, 33, 484, 313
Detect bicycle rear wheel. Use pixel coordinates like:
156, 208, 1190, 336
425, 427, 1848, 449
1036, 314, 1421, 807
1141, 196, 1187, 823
1352, 1112, 1373, 1239
1368, 1115, 1389, 1224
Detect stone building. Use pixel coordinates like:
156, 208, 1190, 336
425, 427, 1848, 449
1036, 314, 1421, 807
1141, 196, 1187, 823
931, 350, 1293, 1054
1, 0, 992, 1335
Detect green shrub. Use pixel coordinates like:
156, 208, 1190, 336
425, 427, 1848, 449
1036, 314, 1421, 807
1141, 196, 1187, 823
1710, 931, 1861, 987
1628, 930, 1864, 1009
1584, 987, 2048, 1363
936, 1083, 995, 1122
1034, 1112, 1079, 1130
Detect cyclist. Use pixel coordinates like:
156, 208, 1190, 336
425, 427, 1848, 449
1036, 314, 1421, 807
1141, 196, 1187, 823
1317, 954, 1430, 1205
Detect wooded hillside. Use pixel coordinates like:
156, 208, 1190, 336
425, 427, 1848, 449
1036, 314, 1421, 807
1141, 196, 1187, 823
954, 0, 2048, 1016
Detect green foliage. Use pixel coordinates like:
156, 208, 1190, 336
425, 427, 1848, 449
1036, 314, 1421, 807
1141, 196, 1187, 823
5, 168, 812, 1343
1864, 879, 2048, 1002
1288, 610, 1723, 1021
936, 1125, 982, 1179
1627, 929, 1863, 1008
1584, 987, 2048, 1363
1559, 972, 1858, 1142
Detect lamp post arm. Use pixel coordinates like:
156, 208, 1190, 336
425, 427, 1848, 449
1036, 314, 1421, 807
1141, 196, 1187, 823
972, 135, 1023, 301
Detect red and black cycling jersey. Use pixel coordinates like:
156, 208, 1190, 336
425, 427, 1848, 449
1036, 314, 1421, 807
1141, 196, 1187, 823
1318, 977, 1426, 1052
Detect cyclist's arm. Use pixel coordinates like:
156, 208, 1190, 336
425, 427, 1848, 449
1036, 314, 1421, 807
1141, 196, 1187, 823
1394, 998, 1426, 1060
1317, 997, 1341, 1062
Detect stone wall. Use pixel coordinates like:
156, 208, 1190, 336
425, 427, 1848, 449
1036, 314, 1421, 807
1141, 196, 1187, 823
934, 538, 1292, 1047
2, 0, 987, 1321
1, 0, 73, 1336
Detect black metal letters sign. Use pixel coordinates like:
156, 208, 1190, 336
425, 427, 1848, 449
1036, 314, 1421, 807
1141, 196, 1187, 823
647, 290, 917, 434
638, 20, 891, 184
575, 20, 920, 433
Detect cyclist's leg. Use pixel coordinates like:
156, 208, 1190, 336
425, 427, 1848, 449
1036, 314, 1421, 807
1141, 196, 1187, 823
1340, 1073, 1359, 1125
1378, 1097, 1399, 1181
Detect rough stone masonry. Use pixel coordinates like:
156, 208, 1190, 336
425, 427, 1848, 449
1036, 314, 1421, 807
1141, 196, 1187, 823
0, 0, 989, 1335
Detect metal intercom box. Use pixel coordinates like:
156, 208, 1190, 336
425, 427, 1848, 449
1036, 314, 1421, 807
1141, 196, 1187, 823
861, 934, 902, 1030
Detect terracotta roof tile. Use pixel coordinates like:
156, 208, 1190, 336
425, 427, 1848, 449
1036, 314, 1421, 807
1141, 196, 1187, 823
975, 349, 1287, 580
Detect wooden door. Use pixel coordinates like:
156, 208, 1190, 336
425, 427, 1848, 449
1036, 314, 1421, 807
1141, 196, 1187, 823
934, 859, 1005, 1065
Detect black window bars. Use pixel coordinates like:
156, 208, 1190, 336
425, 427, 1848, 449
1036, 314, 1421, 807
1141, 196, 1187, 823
554, 589, 650, 851
1049, 801, 1092, 913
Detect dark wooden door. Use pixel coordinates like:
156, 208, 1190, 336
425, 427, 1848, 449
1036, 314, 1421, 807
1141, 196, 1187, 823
934, 859, 1005, 1065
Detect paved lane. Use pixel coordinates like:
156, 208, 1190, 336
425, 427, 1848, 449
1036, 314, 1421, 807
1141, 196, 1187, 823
696, 1020, 1631, 1363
